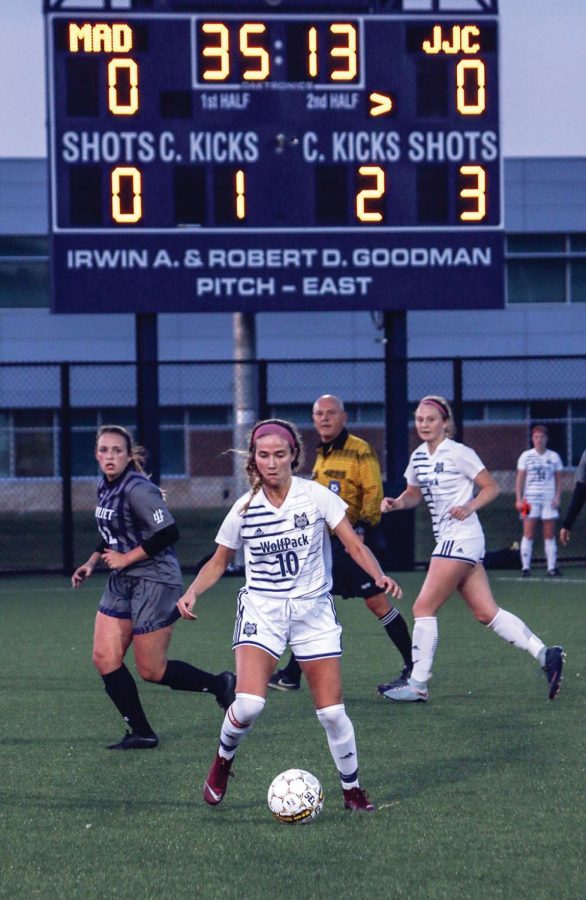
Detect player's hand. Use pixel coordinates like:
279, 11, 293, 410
449, 503, 472, 521
177, 592, 198, 620
381, 497, 398, 513
376, 575, 403, 599
101, 550, 127, 570
514, 499, 524, 512
71, 564, 92, 588
559, 527, 571, 546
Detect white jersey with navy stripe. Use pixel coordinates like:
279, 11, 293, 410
405, 438, 485, 542
517, 448, 563, 503
216, 477, 348, 601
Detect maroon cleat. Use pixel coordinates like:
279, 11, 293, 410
343, 787, 375, 812
203, 753, 234, 805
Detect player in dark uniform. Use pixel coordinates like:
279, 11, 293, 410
560, 448, 586, 546
269, 394, 413, 694
72, 425, 235, 749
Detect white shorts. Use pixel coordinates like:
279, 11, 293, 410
431, 536, 485, 566
232, 588, 343, 661
524, 500, 559, 521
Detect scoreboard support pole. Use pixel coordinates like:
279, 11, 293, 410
135, 313, 161, 485
382, 310, 415, 571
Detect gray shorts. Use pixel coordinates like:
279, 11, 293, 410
99, 572, 182, 635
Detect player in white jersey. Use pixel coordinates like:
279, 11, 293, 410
177, 419, 403, 812
515, 425, 563, 577
379, 396, 564, 704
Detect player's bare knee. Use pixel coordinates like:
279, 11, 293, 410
364, 593, 390, 616
136, 660, 166, 682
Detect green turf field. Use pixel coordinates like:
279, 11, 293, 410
1, 571, 584, 899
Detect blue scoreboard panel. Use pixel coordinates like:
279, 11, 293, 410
45, 10, 503, 313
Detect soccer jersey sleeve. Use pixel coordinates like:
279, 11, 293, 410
312, 480, 348, 531
576, 450, 586, 483
215, 501, 244, 550
457, 444, 486, 480
517, 450, 529, 470
355, 444, 384, 527
128, 480, 176, 540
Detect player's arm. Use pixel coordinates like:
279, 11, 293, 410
560, 478, 586, 545
381, 483, 422, 513
515, 467, 527, 512
333, 516, 402, 599
357, 449, 384, 528
552, 467, 562, 509
71, 550, 103, 588
177, 544, 236, 620
450, 468, 499, 521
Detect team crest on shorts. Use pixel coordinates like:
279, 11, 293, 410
243, 621, 257, 636
328, 480, 341, 494
294, 512, 309, 529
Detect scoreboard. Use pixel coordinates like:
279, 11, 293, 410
45, 7, 504, 314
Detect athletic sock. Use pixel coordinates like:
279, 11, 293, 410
544, 538, 557, 571
101, 664, 156, 737
487, 608, 545, 660
316, 704, 359, 788
410, 616, 438, 683
520, 536, 533, 570
218, 693, 265, 760
160, 659, 224, 694
379, 607, 413, 667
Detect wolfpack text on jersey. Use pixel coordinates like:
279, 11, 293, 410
216, 477, 347, 601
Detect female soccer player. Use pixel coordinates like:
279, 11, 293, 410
72, 425, 235, 750
177, 418, 403, 812
379, 396, 564, 703
515, 424, 563, 577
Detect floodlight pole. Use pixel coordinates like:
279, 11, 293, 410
383, 311, 415, 570
233, 313, 258, 565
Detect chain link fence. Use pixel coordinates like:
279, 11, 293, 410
1, 355, 585, 573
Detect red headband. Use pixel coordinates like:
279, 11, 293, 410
420, 397, 449, 418
251, 423, 297, 450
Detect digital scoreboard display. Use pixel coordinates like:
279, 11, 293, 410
45, 10, 504, 313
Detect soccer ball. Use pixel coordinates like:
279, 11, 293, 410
267, 769, 324, 824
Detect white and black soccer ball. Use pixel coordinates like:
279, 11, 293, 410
267, 768, 324, 824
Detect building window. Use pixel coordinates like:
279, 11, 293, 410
507, 259, 565, 304
506, 233, 586, 304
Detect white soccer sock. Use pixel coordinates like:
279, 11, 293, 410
218, 693, 265, 760
545, 538, 557, 571
487, 608, 545, 661
316, 704, 359, 788
410, 617, 438, 683
520, 537, 533, 570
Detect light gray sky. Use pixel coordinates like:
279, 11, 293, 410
1, 0, 585, 158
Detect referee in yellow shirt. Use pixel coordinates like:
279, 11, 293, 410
269, 394, 413, 694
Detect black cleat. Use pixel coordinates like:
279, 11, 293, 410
522, 569, 531, 578
215, 671, 236, 710
268, 670, 301, 691
548, 568, 562, 577
376, 664, 413, 695
543, 646, 565, 700
107, 731, 159, 750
